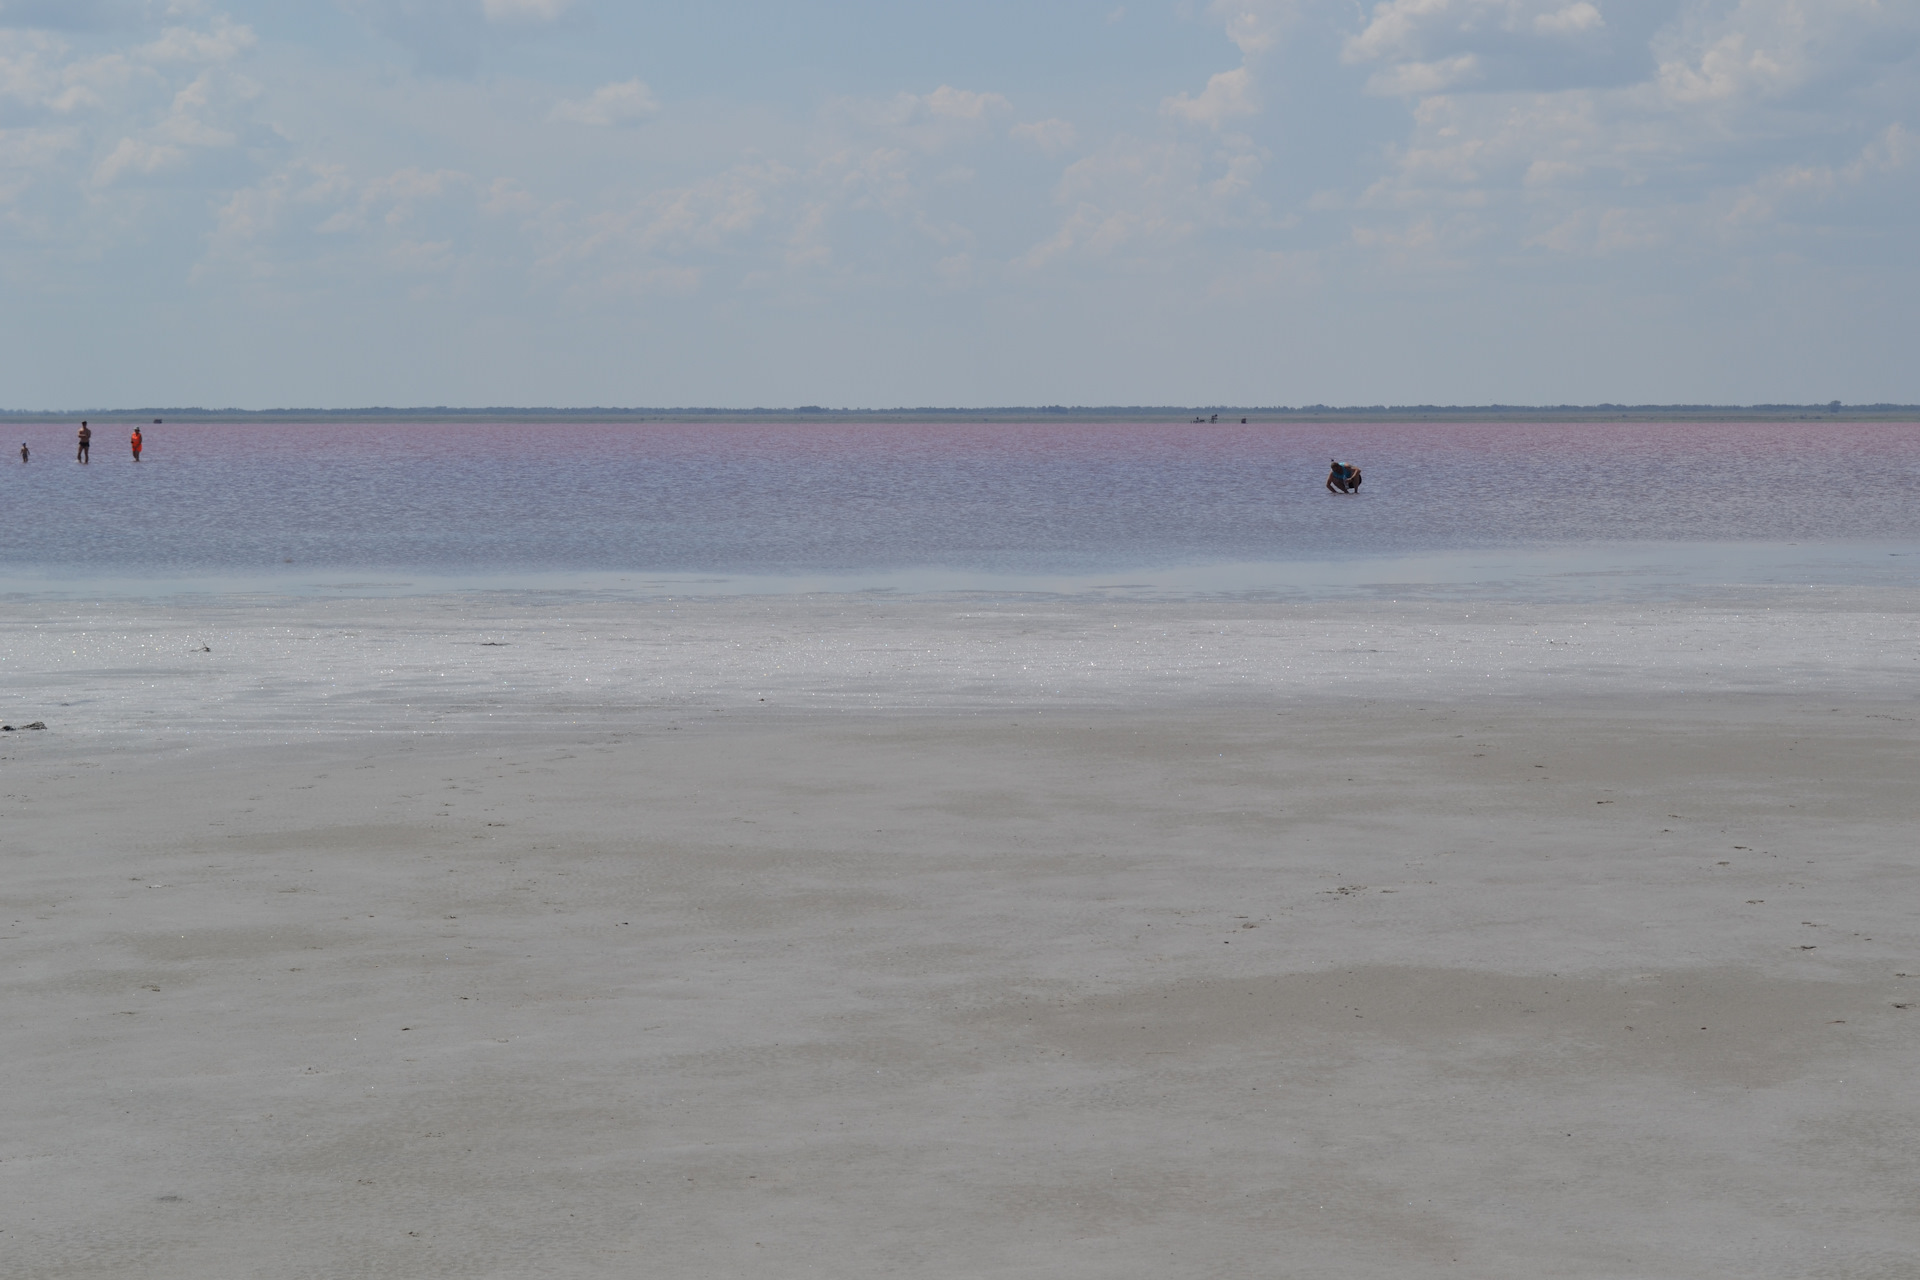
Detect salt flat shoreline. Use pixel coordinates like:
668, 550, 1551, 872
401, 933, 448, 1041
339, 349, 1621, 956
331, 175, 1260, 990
3, 593, 1918, 1276
1, 585, 1916, 747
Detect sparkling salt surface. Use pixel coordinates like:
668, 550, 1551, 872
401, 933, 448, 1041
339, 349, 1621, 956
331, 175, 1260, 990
5, 591, 1918, 743
4, 417, 1919, 593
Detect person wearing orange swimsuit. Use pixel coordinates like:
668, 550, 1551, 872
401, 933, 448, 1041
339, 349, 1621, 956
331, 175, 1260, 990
131, 428, 143, 462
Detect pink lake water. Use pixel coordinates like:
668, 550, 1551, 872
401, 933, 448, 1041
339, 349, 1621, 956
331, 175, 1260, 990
4, 417, 1918, 598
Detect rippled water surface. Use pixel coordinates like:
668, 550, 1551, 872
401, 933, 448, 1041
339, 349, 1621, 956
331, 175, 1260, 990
5, 418, 1918, 583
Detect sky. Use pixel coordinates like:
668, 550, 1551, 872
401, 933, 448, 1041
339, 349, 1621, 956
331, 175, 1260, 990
0, 0, 1915, 409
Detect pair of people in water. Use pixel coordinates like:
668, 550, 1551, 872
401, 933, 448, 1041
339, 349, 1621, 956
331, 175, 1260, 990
65, 423, 141, 464
1326, 459, 1362, 493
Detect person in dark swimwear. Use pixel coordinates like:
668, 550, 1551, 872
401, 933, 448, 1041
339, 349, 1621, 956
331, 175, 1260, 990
131, 427, 142, 461
1325, 458, 1362, 493
77, 422, 90, 464
18, 443, 27, 463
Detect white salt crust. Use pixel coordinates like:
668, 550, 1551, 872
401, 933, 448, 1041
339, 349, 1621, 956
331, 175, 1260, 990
1, 587, 1914, 745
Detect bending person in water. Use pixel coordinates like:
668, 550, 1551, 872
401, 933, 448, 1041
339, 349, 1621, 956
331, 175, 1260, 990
76, 422, 90, 464
1325, 459, 1362, 493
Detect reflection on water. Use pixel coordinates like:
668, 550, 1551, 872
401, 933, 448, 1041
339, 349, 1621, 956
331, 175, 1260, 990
4, 418, 1918, 587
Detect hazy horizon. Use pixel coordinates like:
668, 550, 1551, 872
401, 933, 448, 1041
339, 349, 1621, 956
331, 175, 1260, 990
3, 402, 1914, 421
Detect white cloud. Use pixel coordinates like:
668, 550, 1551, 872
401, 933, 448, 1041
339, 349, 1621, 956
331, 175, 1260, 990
0, 32, 65, 104
1345, 0, 1611, 65
1023, 133, 1268, 267
1534, 3, 1602, 37
93, 135, 183, 183
1524, 205, 1666, 255
1329, 0, 1920, 282
154, 70, 240, 144
316, 166, 473, 233
203, 77, 1035, 305
544, 159, 794, 280
1648, 0, 1916, 107
479, 175, 540, 216
1, 32, 146, 117
1656, 33, 1792, 104
1021, 204, 1179, 268
1344, 0, 1453, 65
482, 0, 573, 21
1366, 52, 1481, 96
1011, 117, 1077, 155
203, 159, 501, 289
0, 12, 270, 218
920, 85, 1011, 121
1162, 66, 1258, 126
210, 161, 354, 245
92, 51, 258, 186
139, 16, 253, 63
1209, 0, 1301, 56
835, 85, 1012, 155
1158, 4, 1294, 140
1718, 123, 1916, 231
549, 78, 657, 126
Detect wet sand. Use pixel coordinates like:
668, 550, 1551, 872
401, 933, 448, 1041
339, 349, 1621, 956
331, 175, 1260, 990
5, 692, 1919, 1277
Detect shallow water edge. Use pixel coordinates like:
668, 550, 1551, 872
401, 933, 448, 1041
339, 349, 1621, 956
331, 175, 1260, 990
6, 540, 1919, 606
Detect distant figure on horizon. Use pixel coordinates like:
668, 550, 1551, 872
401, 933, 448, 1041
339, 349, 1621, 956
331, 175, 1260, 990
131, 427, 143, 462
76, 422, 90, 464
1326, 459, 1362, 494
19, 443, 27, 463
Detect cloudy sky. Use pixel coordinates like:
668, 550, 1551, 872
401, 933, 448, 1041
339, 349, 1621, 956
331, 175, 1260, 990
1, 0, 1914, 408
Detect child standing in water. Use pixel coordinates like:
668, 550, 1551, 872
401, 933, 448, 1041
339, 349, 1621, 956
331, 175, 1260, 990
76, 422, 90, 463
131, 427, 142, 462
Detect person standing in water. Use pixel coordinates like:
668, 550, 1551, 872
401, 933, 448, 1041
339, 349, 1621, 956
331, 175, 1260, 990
130, 427, 143, 462
18, 443, 28, 463
76, 422, 90, 464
